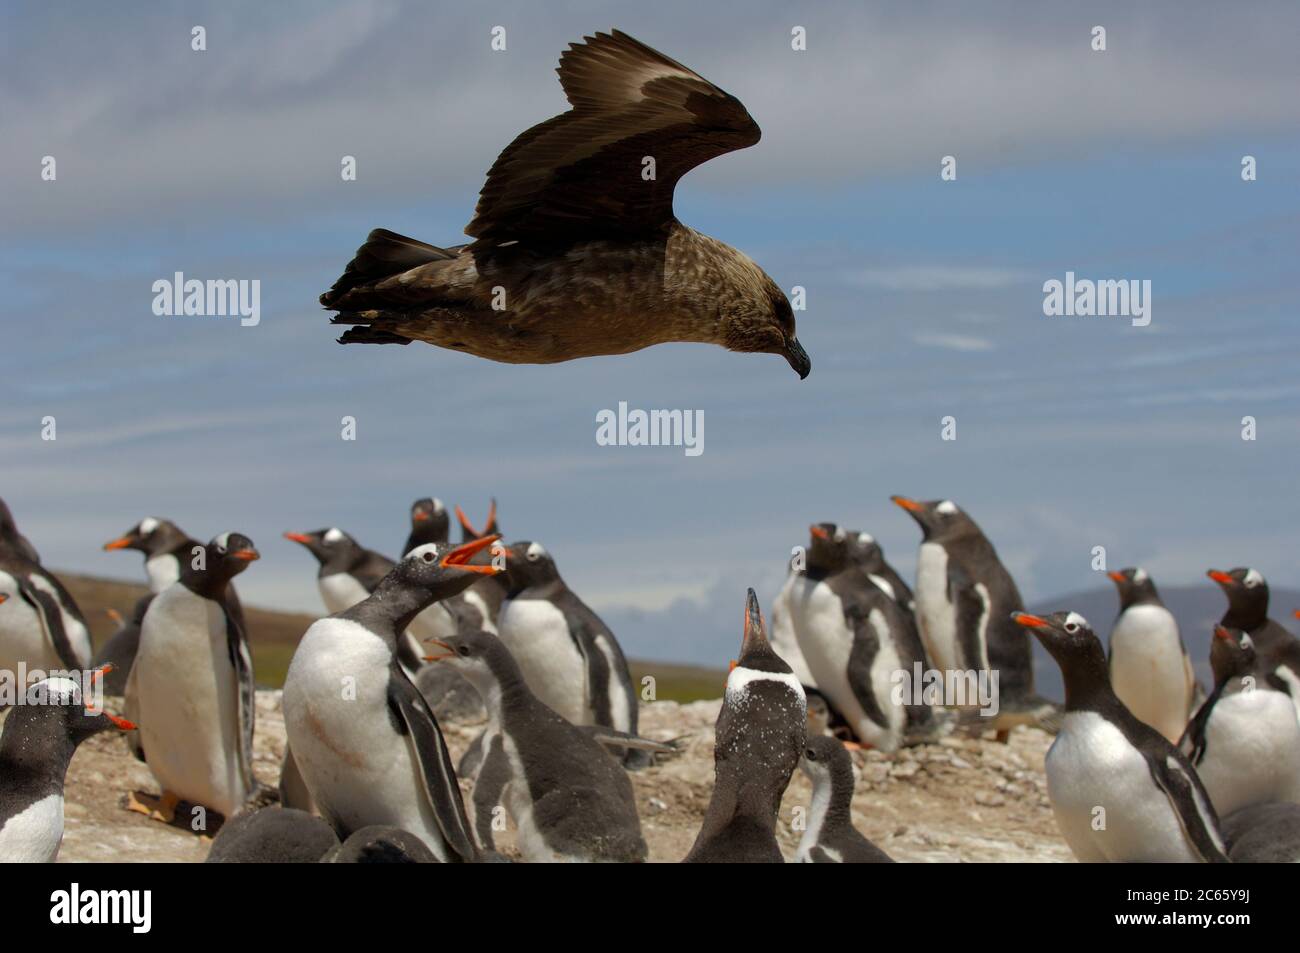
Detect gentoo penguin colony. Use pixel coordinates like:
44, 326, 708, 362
1178, 626, 1300, 816
426, 628, 648, 862
1208, 566, 1300, 715
0, 672, 135, 862
127, 533, 260, 823
1106, 567, 1197, 742
282, 536, 501, 861
1013, 611, 1228, 862
321, 30, 811, 379
685, 590, 806, 863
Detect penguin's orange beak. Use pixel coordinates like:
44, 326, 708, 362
0, 594, 7, 605
1294, 610, 1300, 620
104, 712, 137, 731
891, 495, 924, 513
103, 536, 134, 551
412, 511, 430, 522
1213, 625, 1234, 641
90, 663, 113, 684
423, 639, 455, 662
455, 505, 479, 538
440, 534, 502, 574
283, 532, 312, 544
1108, 571, 1126, 583
231, 549, 260, 562
1012, 612, 1049, 630
1207, 570, 1234, 585
809, 524, 829, 540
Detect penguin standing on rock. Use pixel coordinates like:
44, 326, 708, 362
786, 523, 912, 751
1012, 611, 1228, 863
0, 671, 136, 862
491, 539, 646, 767
425, 628, 648, 861
127, 533, 259, 823
282, 536, 501, 861
0, 529, 92, 678
103, 518, 199, 593
1179, 626, 1300, 816
685, 590, 806, 863
1106, 567, 1196, 742
892, 496, 1055, 738
794, 735, 893, 863
1208, 568, 1300, 712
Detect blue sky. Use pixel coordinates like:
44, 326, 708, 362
2, 1, 1298, 666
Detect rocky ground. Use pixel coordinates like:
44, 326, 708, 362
56, 691, 1072, 863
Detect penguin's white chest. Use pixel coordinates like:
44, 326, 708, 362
0, 794, 63, 863
788, 579, 903, 750
1046, 712, 1200, 863
145, 554, 181, 593
134, 587, 249, 816
1196, 690, 1300, 816
462, 588, 499, 633
915, 543, 957, 672
497, 599, 587, 724
1110, 605, 1190, 742
282, 619, 443, 852
768, 574, 817, 687
317, 573, 371, 614
0, 588, 61, 674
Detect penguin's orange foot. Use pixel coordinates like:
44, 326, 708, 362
841, 740, 868, 751
126, 789, 180, 823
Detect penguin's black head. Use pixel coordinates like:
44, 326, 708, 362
407, 497, 449, 546
847, 531, 884, 570
1208, 567, 1269, 615
1012, 610, 1104, 669
1210, 624, 1257, 686
499, 540, 558, 593
799, 734, 851, 786
455, 499, 500, 543
806, 523, 851, 572
1107, 566, 1159, 608
208, 533, 259, 579
423, 628, 511, 687
24, 671, 137, 747
103, 516, 187, 556
284, 527, 360, 564
890, 496, 976, 541
395, 536, 504, 598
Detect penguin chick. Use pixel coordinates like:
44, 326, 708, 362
795, 735, 893, 863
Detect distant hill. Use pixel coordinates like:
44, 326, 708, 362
1029, 583, 1300, 702
58, 572, 727, 701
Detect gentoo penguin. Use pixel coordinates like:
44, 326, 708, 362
1106, 567, 1196, 742
402, 497, 450, 555
847, 532, 914, 613
490, 539, 646, 768
1219, 802, 1300, 863
1178, 625, 1300, 816
281, 536, 500, 862
322, 826, 439, 863
127, 533, 259, 823
795, 735, 893, 863
1012, 611, 1228, 863
892, 496, 1053, 738
685, 590, 806, 863
1208, 567, 1300, 711
0, 497, 41, 564
785, 523, 910, 751
0, 535, 92, 678
90, 596, 153, 695
321, 31, 811, 379
0, 671, 135, 862
425, 628, 648, 862
205, 807, 339, 863
284, 527, 423, 673
103, 518, 198, 593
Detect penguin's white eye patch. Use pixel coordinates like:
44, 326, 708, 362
833, 527, 845, 543
1064, 611, 1088, 632
213, 532, 231, 554
1243, 569, 1263, 588
323, 528, 345, 544
936, 500, 958, 515
1132, 568, 1148, 583
857, 533, 874, 545
139, 517, 160, 536
525, 542, 546, 561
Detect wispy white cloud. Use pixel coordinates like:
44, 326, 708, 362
912, 332, 996, 352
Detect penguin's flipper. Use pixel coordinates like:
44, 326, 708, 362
1148, 752, 1230, 863
578, 725, 678, 755
223, 607, 256, 786
1178, 689, 1216, 765
471, 734, 510, 851
386, 673, 478, 862
122, 658, 146, 763
843, 604, 891, 732
16, 577, 83, 670
949, 568, 991, 673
